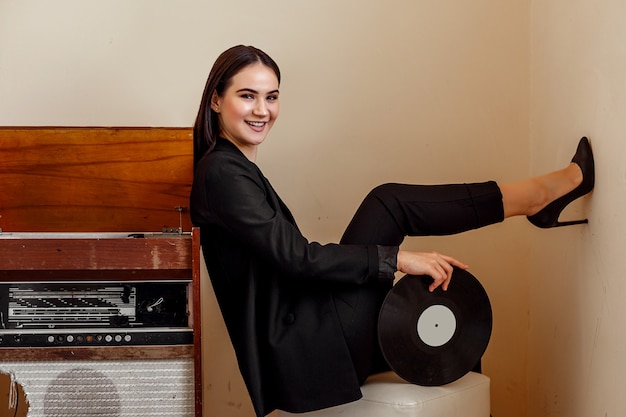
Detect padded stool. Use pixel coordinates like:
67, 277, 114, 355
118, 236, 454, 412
277, 371, 490, 417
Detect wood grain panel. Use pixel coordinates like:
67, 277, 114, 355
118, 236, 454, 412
0, 236, 192, 271
0, 127, 193, 232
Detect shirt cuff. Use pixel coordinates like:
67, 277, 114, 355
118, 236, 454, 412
377, 245, 399, 282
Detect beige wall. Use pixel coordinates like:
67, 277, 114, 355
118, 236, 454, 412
2, 1, 542, 416
529, 1, 626, 416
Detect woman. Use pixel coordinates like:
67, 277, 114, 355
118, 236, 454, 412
190, 45, 594, 417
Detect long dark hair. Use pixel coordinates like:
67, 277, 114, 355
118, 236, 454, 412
193, 45, 281, 167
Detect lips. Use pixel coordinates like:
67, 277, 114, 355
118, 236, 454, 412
246, 121, 267, 131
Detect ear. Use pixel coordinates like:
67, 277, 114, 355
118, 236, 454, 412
210, 91, 221, 113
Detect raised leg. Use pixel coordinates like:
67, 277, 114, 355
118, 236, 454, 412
340, 181, 504, 246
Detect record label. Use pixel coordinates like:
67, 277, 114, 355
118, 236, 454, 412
416, 304, 456, 347
377, 267, 492, 386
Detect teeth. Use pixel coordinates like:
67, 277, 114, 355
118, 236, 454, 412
247, 121, 265, 127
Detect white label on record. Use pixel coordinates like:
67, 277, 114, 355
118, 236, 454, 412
416, 304, 456, 347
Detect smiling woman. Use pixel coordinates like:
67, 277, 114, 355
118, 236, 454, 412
193, 46, 281, 168
189, 45, 593, 417
209, 63, 280, 161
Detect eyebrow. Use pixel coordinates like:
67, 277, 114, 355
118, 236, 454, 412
236, 88, 280, 95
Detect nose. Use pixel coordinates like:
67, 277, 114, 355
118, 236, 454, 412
254, 100, 269, 117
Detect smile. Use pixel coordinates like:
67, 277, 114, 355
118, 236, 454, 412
247, 121, 266, 127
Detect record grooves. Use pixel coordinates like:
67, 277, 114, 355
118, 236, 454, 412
377, 267, 492, 386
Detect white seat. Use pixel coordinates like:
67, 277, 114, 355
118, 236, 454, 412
277, 371, 490, 417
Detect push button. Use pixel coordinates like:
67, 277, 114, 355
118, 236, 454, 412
284, 313, 296, 324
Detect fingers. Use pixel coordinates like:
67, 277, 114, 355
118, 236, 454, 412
426, 252, 467, 293
427, 254, 453, 292
396, 250, 468, 292
440, 254, 469, 270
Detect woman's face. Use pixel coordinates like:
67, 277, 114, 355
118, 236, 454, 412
212, 63, 280, 159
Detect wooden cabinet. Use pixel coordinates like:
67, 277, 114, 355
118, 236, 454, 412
0, 127, 202, 417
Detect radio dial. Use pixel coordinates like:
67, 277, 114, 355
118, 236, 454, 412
2, 281, 191, 347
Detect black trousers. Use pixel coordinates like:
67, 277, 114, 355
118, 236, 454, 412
334, 181, 505, 383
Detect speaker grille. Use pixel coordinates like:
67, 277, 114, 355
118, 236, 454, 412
1, 359, 194, 416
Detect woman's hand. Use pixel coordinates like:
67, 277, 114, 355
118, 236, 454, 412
396, 250, 468, 292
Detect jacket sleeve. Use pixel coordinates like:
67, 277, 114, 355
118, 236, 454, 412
192, 153, 396, 285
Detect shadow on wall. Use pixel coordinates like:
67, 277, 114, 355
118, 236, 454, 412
1, 372, 29, 417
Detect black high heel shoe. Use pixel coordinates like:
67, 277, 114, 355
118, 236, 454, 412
527, 136, 595, 228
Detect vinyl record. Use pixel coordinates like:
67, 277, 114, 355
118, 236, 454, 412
377, 267, 492, 386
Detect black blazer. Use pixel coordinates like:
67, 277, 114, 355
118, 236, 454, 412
190, 139, 383, 416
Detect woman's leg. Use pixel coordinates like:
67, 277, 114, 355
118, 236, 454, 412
340, 164, 583, 246
340, 181, 505, 246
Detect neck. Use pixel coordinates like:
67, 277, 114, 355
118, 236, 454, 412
242, 146, 257, 162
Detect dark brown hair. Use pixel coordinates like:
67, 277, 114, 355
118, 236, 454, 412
193, 45, 281, 167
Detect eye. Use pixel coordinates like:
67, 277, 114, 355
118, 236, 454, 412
240, 93, 254, 100
267, 94, 279, 102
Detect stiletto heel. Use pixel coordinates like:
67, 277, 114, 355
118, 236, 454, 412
527, 136, 595, 228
